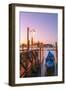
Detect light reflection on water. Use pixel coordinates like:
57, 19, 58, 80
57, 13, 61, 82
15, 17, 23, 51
20, 47, 58, 77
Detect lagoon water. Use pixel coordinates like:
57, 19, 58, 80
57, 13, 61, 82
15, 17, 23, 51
20, 47, 58, 77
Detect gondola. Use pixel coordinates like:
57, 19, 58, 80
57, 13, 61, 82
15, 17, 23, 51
45, 51, 55, 76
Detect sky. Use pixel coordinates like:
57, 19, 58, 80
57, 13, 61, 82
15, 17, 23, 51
19, 11, 58, 45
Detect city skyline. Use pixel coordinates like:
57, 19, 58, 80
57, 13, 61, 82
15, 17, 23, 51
19, 12, 58, 45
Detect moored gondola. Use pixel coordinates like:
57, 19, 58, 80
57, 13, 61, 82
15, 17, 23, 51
45, 51, 55, 76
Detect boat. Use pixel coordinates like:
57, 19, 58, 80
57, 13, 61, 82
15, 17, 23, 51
45, 51, 55, 76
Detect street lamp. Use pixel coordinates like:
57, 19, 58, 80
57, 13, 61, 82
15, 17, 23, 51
27, 27, 36, 50
30, 29, 36, 46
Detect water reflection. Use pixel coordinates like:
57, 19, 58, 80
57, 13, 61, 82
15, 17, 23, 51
20, 48, 58, 77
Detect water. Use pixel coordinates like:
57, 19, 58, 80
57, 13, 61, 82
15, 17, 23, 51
20, 47, 58, 77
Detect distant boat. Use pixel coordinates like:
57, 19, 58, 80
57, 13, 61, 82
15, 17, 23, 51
45, 51, 55, 76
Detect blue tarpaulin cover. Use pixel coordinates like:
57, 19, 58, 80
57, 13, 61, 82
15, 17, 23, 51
46, 51, 55, 67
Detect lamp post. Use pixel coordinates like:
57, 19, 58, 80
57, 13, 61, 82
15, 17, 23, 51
27, 27, 36, 50
30, 29, 36, 48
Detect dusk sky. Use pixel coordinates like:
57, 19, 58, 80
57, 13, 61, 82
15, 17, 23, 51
19, 12, 58, 45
